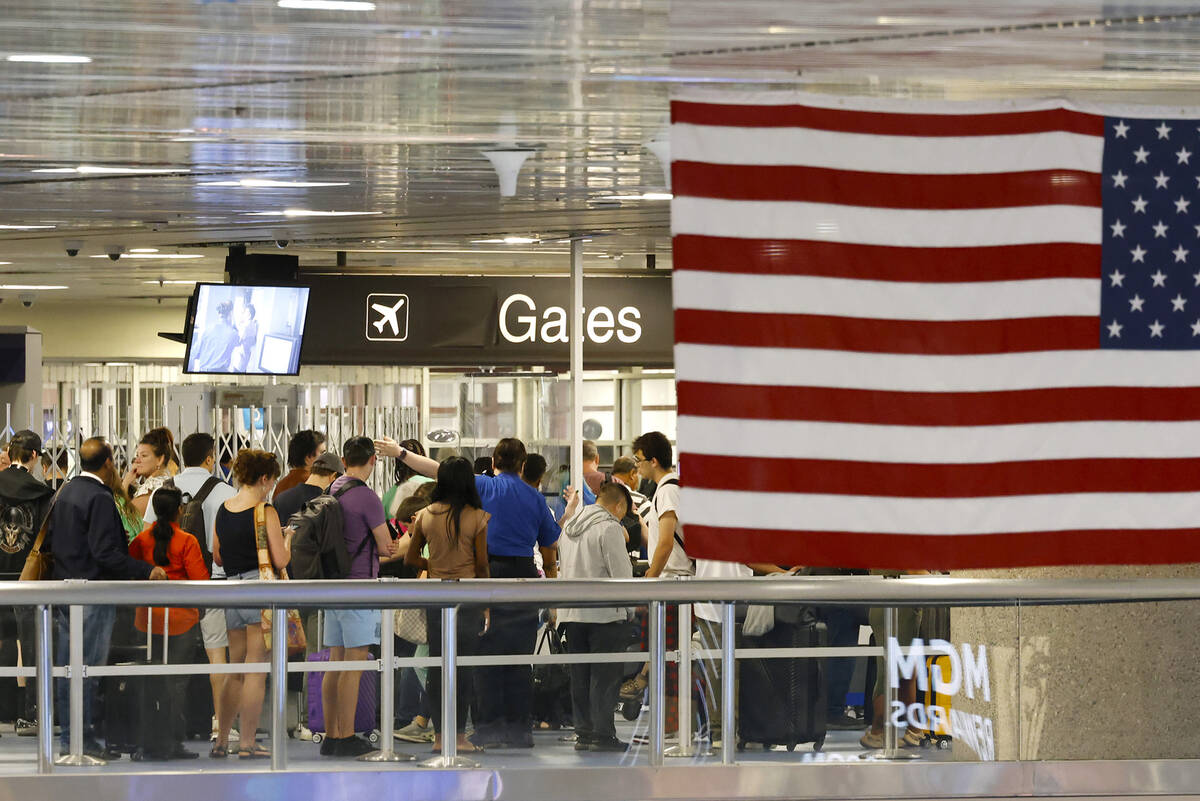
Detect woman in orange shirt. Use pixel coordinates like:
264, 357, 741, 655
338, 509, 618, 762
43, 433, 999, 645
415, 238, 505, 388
128, 485, 209, 760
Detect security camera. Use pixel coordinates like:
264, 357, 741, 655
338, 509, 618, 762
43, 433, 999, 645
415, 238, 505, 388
63, 239, 83, 258
275, 239, 289, 249
18, 293, 35, 308
105, 245, 125, 261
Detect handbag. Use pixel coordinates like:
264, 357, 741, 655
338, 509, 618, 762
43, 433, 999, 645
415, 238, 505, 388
19, 487, 62, 581
254, 503, 307, 655
394, 607, 426, 644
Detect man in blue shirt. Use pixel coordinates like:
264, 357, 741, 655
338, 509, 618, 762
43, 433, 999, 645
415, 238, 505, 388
376, 436, 578, 748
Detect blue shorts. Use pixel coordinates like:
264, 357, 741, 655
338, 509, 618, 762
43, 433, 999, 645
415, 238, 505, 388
224, 570, 264, 631
324, 608, 381, 649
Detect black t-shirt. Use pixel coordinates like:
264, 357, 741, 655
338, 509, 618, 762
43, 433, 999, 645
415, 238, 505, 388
273, 483, 322, 528
215, 503, 271, 576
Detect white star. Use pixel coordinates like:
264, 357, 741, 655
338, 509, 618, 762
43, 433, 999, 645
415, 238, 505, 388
1194, 270, 1200, 286
1111, 219, 1127, 237
1114, 120, 1130, 138
1134, 146, 1151, 163
1130, 294, 1146, 312
1150, 320, 1166, 338
1175, 245, 1190, 262
1133, 195, 1149, 213
1155, 171, 1171, 188
1131, 244, 1147, 262
1151, 269, 1168, 287
1109, 269, 1126, 287
1178, 196, 1193, 214
1180, 147, 1193, 165
1195, 223, 1200, 237
1172, 294, 1188, 311
1107, 320, 1123, 338
1158, 122, 1173, 139
1153, 220, 1170, 238
1112, 170, 1129, 188
1193, 319, 1200, 336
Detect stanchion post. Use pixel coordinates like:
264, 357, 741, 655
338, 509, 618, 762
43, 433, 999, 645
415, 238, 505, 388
864, 605, 918, 761
720, 601, 736, 766
648, 600, 666, 767
35, 604, 53, 774
361, 600, 414, 762
56, 602, 105, 766
422, 605, 477, 769
270, 605, 288, 771
666, 600, 708, 758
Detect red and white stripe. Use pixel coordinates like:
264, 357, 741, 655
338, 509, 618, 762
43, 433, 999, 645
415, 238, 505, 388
671, 92, 1200, 569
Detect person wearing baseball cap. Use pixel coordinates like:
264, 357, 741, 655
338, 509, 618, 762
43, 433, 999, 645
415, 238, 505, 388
273, 450, 344, 527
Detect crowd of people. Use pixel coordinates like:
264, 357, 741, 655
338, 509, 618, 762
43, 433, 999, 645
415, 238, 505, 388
0, 423, 912, 762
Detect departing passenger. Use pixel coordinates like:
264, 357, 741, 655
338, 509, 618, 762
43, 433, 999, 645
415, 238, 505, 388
144, 432, 238, 741
128, 485, 207, 760
125, 427, 176, 519
211, 449, 288, 760
50, 437, 167, 759
273, 450, 343, 525
319, 436, 397, 757
390, 490, 435, 745
558, 481, 635, 752
376, 435, 578, 749
381, 438, 433, 519
861, 573, 928, 751
581, 439, 605, 497
610, 455, 651, 552
473, 456, 494, 477
404, 456, 490, 754
41, 447, 69, 491
520, 452, 548, 492
275, 429, 327, 497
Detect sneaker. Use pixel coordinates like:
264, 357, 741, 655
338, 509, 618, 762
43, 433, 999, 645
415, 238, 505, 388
393, 720, 434, 744
295, 725, 314, 742
902, 729, 926, 748
573, 734, 594, 752
15, 719, 35, 737
588, 736, 629, 752
619, 675, 648, 701
340, 735, 376, 757
319, 736, 341, 756
859, 730, 885, 750
827, 713, 868, 731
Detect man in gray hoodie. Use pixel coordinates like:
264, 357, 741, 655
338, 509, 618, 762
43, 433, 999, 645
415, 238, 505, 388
557, 481, 635, 752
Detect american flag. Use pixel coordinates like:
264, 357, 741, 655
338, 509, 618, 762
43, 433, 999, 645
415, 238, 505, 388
670, 91, 1200, 569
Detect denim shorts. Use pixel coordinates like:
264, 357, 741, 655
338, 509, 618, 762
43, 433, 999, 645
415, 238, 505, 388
323, 608, 381, 649
224, 570, 264, 631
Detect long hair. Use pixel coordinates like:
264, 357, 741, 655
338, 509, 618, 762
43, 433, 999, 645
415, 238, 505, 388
392, 438, 425, 484
150, 485, 183, 567
429, 456, 483, 544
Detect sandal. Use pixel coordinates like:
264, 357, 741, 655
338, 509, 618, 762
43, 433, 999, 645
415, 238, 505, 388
209, 743, 229, 759
238, 743, 271, 760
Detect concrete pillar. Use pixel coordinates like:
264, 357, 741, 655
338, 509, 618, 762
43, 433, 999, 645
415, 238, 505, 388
0, 326, 43, 433
950, 564, 1200, 761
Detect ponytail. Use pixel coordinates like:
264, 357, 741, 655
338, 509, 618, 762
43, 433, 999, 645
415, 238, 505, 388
150, 486, 183, 567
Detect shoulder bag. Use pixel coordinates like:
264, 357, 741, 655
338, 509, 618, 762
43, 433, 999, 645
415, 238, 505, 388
255, 503, 307, 655
19, 487, 62, 581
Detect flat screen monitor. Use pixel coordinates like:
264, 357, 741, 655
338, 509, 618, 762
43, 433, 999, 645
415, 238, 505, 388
184, 284, 310, 375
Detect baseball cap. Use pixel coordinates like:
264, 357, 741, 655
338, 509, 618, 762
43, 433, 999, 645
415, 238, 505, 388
313, 451, 345, 474
10, 430, 41, 454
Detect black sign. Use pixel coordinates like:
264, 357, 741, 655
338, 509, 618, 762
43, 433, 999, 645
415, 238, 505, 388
299, 275, 673, 368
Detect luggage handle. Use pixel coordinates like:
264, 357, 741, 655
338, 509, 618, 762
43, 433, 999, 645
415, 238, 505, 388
145, 606, 170, 665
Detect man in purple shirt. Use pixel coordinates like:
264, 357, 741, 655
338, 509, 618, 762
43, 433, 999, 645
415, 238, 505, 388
319, 437, 395, 758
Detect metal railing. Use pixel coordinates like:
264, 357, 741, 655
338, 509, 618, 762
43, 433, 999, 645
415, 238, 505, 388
7, 574, 1200, 774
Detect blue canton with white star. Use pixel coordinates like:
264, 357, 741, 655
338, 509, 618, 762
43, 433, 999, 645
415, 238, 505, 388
1101, 117, 1200, 348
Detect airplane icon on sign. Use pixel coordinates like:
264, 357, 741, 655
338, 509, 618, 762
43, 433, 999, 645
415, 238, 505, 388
366, 293, 409, 341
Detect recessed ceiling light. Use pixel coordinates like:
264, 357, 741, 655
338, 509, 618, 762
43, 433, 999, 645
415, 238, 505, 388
33, 165, 190, 176
596, 192, 673, 201
0, 224, 56, 230
129, 248, 159, 254
246, 209, 381, 218
7, 54, 91, 64
201, 179, 350, 188
0, 261, 11, 265
471, 236, 540, 244
277, 0, 375, 9
0, 284, 67, 290
88, 253, 203, 260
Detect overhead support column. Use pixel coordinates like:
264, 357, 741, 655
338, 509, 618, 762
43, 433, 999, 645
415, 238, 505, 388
570, 238, 584, 497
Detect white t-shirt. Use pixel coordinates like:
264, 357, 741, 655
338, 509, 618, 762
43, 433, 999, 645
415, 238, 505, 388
693, 559, 753, 622
649, 471, 693, 577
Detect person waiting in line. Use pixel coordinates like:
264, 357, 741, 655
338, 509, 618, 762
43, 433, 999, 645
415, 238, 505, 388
41, 447, 69, 491
128, 485, 207, 760
0, 431, 55, 736
558, 481, 635, 752
861, 571, 929, 751
473, 456, 494, 477
381, 438, 433, 520
0, 447, 9, 471
275, 430, 327, 497
609, 455, 651, 554
211, 449, 289, 760
377, 436, 579, 749
273, 451, 343, 525
391, 490, 436, 745
125, 427, 176, 519
144, 432, 238, 742
320, 437, 398, 758
581, 440, 605, 498
521, 454, 552, 577
404, 456, 489, 755
50, 437, 167, 759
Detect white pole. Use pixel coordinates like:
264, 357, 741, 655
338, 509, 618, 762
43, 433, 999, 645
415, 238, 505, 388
570, 238, 584, 497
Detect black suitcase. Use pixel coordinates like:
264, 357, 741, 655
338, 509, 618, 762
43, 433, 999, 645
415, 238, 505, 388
737, 612, 827, 752
102, 667, 177, 760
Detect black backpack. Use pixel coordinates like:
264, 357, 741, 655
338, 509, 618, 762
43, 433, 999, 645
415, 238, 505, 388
169, 476, 223, 572
287, 479, 371, 580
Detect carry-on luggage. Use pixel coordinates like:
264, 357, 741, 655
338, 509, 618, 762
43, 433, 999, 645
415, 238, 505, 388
919, 654, 954, 749
737, 609, 828, 752
103, 608, 179, 760
305, 648, 380, 744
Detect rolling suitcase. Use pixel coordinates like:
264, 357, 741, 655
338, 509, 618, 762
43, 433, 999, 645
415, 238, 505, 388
737, 611, 828, 752
919, 655, 954, 749
103, 608, 178, 760
305, 648, 380, 744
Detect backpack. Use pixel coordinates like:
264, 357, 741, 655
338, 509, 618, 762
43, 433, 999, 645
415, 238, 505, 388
287, 479, 370, 580
169, 476, 223, 572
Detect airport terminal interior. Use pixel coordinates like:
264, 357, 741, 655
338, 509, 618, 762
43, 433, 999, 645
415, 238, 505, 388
2, 2, 1200, 801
